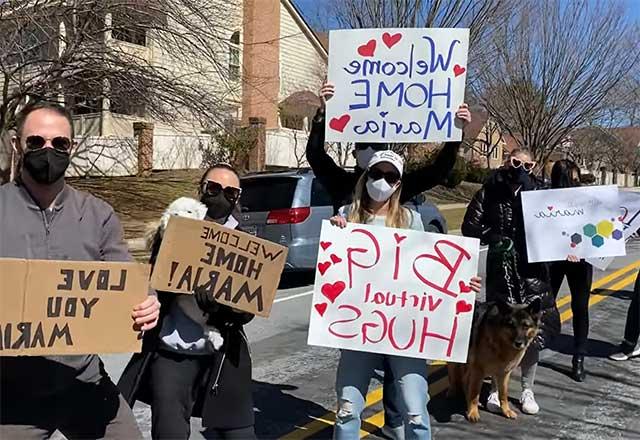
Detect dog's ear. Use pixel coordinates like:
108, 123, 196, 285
491, 300, 512, 316
526, 298, 542, 321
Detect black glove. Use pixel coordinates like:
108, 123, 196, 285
194, 285, 220, 314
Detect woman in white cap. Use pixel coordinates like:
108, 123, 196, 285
329, 150, 481, 440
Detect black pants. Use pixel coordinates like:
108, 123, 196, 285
0, 377, 141, 439
623, 271, 640, 347
550, 261, 593, 354
149, 350, 256, 440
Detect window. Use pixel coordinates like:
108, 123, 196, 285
310, 179, 332, 207
229, 31, 240, 81
492, 147, 499, 159
112, 12, 147, 46
240, 177, 298, 212
109, 78, 147, 117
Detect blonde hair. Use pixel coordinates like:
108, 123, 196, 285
347, 173, 409, 228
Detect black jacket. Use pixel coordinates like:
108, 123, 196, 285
306, 110, 462, 213
461, 169, 560, 349
118, 219, 255, 430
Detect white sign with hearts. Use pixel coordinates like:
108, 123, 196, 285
325, 28, 469, 143
307, 220, 480, 362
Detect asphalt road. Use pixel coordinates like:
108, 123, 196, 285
97, 241, 640, 440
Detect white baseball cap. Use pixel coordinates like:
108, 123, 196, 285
367, 150, 404, 177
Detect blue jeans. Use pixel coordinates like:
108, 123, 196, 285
333, 350, 431, 440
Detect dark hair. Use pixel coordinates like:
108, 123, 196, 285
16, 101, 74, 139
198, 163, 240, 192
551, 159, 581, 188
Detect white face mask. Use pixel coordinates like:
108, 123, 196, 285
366, 177, 398, 202
356, 148, 376, 169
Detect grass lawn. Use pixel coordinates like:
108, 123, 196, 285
68, 169, 202, 238
441, 207, 468, 232
69, 169, 478, 239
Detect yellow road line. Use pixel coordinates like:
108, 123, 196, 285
280, 259, 640, 440
556, 260, 640, 309
560, 272, 637, 322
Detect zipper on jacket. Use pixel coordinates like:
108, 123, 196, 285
211, 351, 226, 395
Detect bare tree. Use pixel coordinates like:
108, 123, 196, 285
0, 0, 244, 182
473, 0, 640, 164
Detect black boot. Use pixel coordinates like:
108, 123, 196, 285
572, 355, 586, 382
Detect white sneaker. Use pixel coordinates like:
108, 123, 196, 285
520, 389, 540, 415
485, 391, 501, 414
609, 346, 640, 361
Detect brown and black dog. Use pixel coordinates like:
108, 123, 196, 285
448, 298, 541, 423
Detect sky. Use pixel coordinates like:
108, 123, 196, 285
292, 0, 640, 31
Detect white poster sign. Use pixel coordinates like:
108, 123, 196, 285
325, 28, 469, 143
587, 191, 640, 270
307, 221, 480, 363
521, 185, 626, 263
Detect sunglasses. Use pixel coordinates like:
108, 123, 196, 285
202, 180, 242, 203
368, 167, 400, 185
510, 157, 536, 173
355, 143, 388, 151
24, 135, 72, 152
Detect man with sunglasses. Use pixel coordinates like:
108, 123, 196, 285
306, 82, 472, 214
0, 102, 160, 439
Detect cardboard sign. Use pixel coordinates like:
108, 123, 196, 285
521, 185, 626, 263
307, 221, 480, 362
0, 259, 149, 356
587, 191, 640, 270
325, 28, 469, 143
150, 217, 288, 317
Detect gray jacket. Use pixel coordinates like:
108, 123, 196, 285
0, 180, 131, 396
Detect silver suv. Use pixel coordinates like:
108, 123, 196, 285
239, 169, 448, 271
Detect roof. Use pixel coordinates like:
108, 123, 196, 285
281, 0, 328, 60
613, 126, 640, 146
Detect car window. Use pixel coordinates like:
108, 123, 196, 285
241, 177, 298, 212
310, 178, 333, 207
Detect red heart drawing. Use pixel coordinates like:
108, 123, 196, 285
382, 32, 402, 49
329, 114, 351, 133
459, 280, 472, 294
357, 39, 377, 57
330, 254, 342, 264
318, 261, 331, 276
453, 64, 466, 77
314, 303, 328, 317
394, 233, 407, 244
320, 241, 332, 251
322, 281, 346, 303
547, 206, 554, 211
456, 300, 473, 314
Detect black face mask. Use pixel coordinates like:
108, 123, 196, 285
23, 148, 70, 184
508, 166, 530, 185
201, 192, 235, 222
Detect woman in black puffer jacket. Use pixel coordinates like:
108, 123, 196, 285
462, 148, 560, 416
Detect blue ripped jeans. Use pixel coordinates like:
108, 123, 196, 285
333, 350, 431, 440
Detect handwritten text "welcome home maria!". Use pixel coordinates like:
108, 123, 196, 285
151, 217, 288, 317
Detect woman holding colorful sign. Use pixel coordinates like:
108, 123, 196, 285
548, 160, 593, 382
462, 148, 560, 416
328, 150, 480, 439
118, 164, 256, 440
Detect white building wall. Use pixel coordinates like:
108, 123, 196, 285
278, 2, 325, 100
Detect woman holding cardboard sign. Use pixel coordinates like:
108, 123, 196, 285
329, 150, 481, 440
118, 164, 256, 440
